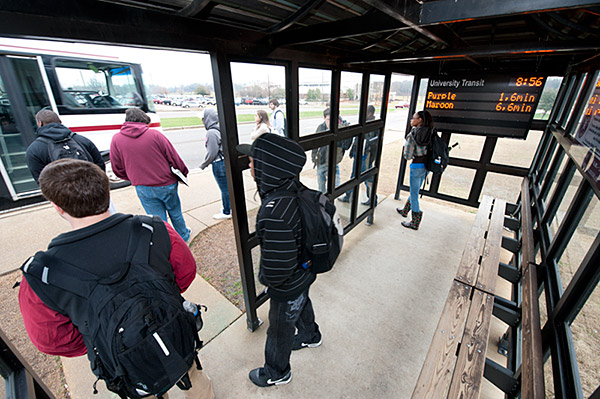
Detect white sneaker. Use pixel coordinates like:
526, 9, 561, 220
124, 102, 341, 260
185, 227, 193, 244
213, 212, 232, 220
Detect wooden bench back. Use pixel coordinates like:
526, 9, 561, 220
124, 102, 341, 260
519, 177, 545, 398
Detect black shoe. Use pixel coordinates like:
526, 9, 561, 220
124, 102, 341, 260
292, 332, 322, 351
337, 196, 350, 203
249, 367, 292, 387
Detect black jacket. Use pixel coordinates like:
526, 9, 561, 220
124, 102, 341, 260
25, 123, 105, 182
252, 133, 316, 301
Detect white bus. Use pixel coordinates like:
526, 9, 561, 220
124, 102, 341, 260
0, 44, 160, 200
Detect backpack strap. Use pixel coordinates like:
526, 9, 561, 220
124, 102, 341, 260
21, 216, 154, 298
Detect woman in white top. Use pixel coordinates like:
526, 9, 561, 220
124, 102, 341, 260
250, 110, 273, 141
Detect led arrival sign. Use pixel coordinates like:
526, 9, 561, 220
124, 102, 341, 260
425, 75, 546, 138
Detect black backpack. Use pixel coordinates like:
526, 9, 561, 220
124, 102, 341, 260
21, 216, 201, 399
425, 130, 450, 174
39, 133, 91, 162
274, 109, 287, 137
286, 183, 344, 274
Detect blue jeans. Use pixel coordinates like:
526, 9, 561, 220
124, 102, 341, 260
344, 154, 369, 199
264, 288, 319, 380
135, 182, 190, 241
409, 164, 428, 213
212, 159, 230, 215
316, 163, 341, 194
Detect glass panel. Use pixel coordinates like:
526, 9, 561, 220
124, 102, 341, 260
230, 62, 286, 144
55, 59, 141, 109
357, 182, 372, 219
310, 143, 340, 194
539, 285, 548, 331
448, 134, 485, 161
142, 71, 156, 112
548, 166, 578, 239
390, 73, 412, 110
541, 146, 569, 201
572, 73, 599, 139
534, 76, 563, 120
9, 57, 52, 118
492, 130, 543, 168
438, 165, 476, 199
300, 148, 320, 192
337, 136, 356, 190
556, 194, 598, 292
362, 129, 380, 173
479, 172, 524, 203
299, 67, 331, 137
367, 74, 385, 120
544, 353, 556, 398
339, 71, 362, 128
335, 188, 354, 226
0, 58, 43, 195
562, 73, 587, 130
415, 78, 429, 110
251, 245, 266, 298
569, 280, 600, 397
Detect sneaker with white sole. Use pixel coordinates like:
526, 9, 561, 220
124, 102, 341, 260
185, 227, 193, 244
249, 367, 292, 387
213, 212, 232, 220
292, 332, 322, 351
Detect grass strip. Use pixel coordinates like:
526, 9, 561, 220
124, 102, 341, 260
160, 107, 401, 128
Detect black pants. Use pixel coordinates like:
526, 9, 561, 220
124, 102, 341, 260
264, 287, 319, 379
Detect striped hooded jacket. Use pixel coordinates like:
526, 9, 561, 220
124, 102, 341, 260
251, 133, 316, 301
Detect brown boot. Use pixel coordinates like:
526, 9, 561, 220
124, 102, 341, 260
396, 201, 411, 217
401, 211, 423, 230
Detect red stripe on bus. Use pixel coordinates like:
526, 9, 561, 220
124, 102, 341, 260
70, 122, 161, 133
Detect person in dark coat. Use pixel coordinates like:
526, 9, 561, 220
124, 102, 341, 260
25, 109, 104, 182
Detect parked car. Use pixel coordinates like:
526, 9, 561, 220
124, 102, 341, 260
182, 100, 202, 108
395, 101, 409, 108
299, 99, 308, 105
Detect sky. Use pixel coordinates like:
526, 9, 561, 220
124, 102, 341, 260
0, 37, 411, 90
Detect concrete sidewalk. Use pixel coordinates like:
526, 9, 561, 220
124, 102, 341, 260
1, 169, 507, 398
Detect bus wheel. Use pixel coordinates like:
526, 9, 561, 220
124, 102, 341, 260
102, 152, 131, 190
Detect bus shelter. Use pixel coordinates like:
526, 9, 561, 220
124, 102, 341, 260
0, 1, 599, 398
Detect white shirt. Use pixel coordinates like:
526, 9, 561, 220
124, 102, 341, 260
270, 107, 285, 136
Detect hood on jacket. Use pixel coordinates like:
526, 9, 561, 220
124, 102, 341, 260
119, 121, 149, 138
251, 133, 306, 197
202, 108, 220, 131
36, 123, 74, 142
413, 126, 434, 146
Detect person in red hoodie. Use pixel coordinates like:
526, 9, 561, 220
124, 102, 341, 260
110, 108, 191, 242
19, 159, 214, 398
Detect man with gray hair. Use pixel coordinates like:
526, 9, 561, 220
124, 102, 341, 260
25, 109, 105, 182
110, 108, 192, 242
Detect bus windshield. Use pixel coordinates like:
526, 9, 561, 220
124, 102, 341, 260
55, 60, 145, 109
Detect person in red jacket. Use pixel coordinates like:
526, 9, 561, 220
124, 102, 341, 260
18, 159, 213, 399
110, 108, 192, 242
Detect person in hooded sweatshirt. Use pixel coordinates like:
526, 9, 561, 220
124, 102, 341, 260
199, 108, 231, 220
25, 109, 104, 182
237, 134, 322, 388
110, 108, 192, 242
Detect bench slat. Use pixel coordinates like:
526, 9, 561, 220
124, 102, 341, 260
411, 281, 473, 399
448, 290, 495, 399
520, 178, 545, 398
475, 198, 506, 295
455, 196, 494, 286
